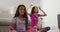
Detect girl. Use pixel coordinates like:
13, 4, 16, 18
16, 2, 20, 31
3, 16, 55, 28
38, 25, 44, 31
10, 5, 29, 32
27, 6, 48, 32
28, 6, 47, 27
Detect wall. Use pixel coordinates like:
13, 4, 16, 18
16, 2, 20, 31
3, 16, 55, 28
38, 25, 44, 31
41, 0, 60, 32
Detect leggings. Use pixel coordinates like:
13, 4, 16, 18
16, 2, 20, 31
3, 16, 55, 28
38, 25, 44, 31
37, 27, 50, 32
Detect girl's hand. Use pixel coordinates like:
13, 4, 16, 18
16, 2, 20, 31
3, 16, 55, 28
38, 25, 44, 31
38, 6, 40, 8
33, 25, 38, 29
30, 4, 33, 7
9, 26, 14, 30
27, 4, 33, 10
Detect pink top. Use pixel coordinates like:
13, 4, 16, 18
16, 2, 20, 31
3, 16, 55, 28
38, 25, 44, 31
30, 14, 40, 27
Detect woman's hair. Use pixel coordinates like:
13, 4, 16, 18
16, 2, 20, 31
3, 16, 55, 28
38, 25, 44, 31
31, 6, 38, 14
14, 5, 28, 30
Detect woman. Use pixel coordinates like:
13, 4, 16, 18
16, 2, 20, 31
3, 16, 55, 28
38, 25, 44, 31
10, 5, 29, 32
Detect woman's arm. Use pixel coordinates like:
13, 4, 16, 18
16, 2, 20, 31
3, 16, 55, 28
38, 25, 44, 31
38, 7, 47, 16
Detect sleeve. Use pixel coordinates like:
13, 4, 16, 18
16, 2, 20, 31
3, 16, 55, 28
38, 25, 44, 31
30, 14, 33, 17
10, 18, 16, 30
38, 14, 40, 16
12, 18, 16, 24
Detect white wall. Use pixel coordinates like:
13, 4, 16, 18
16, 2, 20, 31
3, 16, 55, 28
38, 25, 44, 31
41, 0, 60, 32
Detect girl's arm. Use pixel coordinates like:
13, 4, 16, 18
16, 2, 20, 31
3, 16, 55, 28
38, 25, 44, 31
27, 4, 33, 10
27, 4, 33, 15
10, 23, 16, 30
38, 7, 47, 16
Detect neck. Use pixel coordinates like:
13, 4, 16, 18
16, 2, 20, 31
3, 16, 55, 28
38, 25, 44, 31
19, 15, 24, 18
34, 13, 37, 14
18, 15, 25, 21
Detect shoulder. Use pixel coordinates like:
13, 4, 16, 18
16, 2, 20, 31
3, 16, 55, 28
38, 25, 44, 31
37, 14, 40, 16
12, 17, 18, 23
30, 14, 34, 16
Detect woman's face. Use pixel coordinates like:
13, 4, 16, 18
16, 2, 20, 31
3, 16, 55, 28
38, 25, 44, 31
34, 7, 38, 13
19, 6, 25, 16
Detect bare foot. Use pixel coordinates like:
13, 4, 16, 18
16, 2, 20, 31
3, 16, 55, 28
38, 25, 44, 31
40, 29, 46, 32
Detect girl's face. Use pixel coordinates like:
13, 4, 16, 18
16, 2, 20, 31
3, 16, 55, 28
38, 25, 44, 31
34, 7, 38, 13
19, 6, 25, 16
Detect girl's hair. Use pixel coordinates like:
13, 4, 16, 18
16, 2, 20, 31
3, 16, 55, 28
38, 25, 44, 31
31, 6, 38, 14
14, 5, 28, 30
